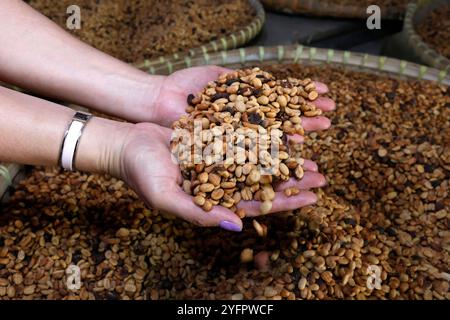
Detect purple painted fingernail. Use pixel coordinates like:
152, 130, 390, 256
219, 221, 242, 232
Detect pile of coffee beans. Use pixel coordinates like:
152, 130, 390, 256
416, 4, 450, 60
171, 68, 322, 215
0, 64, 448, 300
25, 0, 257, 62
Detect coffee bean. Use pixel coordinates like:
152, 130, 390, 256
257, 95, 269, 105
251, 78, 263, 89
240, 248, 253, 263
386, 92, 396, 100
211, 92, 230, 102
194, 195, 206, 207
226, 78, 241, 86
248, 112, 262, 125
199, 183, 215, 193
187, 94, 195, 105
260, 201, 272, 215
211, 189, 224, 200
308, 91, 318, 100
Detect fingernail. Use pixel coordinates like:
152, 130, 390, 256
219, 220, 242, 232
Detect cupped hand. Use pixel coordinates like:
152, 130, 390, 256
150, 66, 231, 127
119, 81, 335, 231
149, 66, 335, 131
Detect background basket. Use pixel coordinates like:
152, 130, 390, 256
0, 164, 21, 203
260, 0, 408, 19
402, 0, 450, 71
2, 45, 449, 200
135, 0, 265, 68
140, 45, 450, 86
26, 0, 265, 63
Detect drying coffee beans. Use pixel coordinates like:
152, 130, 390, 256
416, 4, 450, 60
0, 64, 448, 300
25, 0, 257, 62
171, 68, 322, 215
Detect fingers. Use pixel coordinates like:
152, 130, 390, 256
304, 82, 334, 131
216, 66, 234, 75
314, 81, 329, 94
313, 97, 335, 112
156, 125, 175, 143
301, 116, 331, 131
282, 135, 319, 171
238, 191, 317, 217
275, 172, 326, 191
159, 190, 243, 231
176, 65, 233, 93
303, 160, 318, 172
287, 134, 304, 144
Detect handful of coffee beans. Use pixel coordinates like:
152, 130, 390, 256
171, 68, 322, 217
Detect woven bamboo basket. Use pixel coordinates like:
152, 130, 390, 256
401, 0, 450, 71
0, 164, 21, 202
26, 0, 265, 63
1, 45, 449, 201
260, 0, 408, 19
140, 45, 450, 85
135, 0, 265, 68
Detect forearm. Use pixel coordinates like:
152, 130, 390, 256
0, 85, 132, 177
0, 0, 164, 122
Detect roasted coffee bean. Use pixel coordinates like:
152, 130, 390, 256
211, 92, 230, 102
174, 66, 322, 216
187, 93, 195, 105
248, 112, 263, 125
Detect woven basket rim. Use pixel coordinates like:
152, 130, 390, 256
260, 0, 407, 20
135, 0, 265, 68
0, 163, 21, 202
139, 44, 450, 85
403, 1, 450, 71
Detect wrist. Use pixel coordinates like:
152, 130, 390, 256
114, 73, 166, 123
75, 117, 134, 178
70, 66, 165, 123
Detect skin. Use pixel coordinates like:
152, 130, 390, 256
0, 0, 336, 231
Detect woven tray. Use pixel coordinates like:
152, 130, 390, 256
135, 0, 265, 68
1, 45, 448, 199
0, 163, 22, 202
402, 0, 450, 71
140, 45, 450, 86
260, 0, 408, 19
26, 0, 265, 63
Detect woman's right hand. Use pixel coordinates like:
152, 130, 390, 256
115, 122, 327, 232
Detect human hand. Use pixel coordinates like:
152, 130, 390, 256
145, 66, 335, 131
147, 66, 231, 127
117, 80, 335, 231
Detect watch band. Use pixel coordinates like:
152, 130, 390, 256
60, 111, 92, 171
